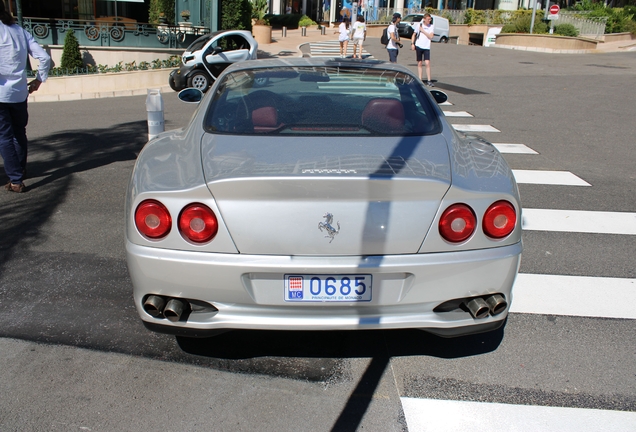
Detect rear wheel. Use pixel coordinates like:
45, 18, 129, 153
440, 36, 449, 43
187, 71, 211, 93
168, 73, 178, 91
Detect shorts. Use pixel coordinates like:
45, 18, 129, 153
387, 48, 398, 63
416, 47, 431, 62
352, 37, 364, 46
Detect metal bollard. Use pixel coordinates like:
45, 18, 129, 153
321, 26, 326, 35
301, 26, 307, 37
282, 26, 287, 37
146, 88, 164, 140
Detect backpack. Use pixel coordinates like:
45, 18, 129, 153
380, 27, 389, 45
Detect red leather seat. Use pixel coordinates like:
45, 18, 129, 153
252, 106, 279, 132
361, 98, 405, 133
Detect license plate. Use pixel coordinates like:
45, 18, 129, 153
284, 274, 372, 302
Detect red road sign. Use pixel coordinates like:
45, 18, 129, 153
550, 4, 561, 14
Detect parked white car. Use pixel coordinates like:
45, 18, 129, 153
397, 14, 450, 43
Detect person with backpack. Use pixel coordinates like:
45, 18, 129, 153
411, 13, 435, 86
386, 13, 402, 63
0, 1, 50, 193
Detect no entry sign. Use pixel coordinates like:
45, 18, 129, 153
549, 4, 560, 14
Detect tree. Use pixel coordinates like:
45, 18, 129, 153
221, 0, 252, 30
60, 30, 83, 71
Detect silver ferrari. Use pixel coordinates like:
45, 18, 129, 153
126, 58, 522, 338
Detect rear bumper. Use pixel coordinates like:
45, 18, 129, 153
127, 241, 521, 336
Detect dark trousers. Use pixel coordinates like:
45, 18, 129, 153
0, 100, 29, 184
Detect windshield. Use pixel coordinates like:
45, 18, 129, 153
204, 66, 441, 137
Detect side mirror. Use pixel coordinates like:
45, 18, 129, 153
430, 89, 448, 105
178, 88, 203, 104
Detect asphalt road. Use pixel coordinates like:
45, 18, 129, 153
0, 42, 635, 431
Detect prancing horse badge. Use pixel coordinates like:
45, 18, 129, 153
318, 213, 340, 243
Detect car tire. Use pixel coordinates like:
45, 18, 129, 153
188, 71, 211, 93
440, 36, 449, 43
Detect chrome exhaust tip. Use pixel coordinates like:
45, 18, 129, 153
143, 295, 166, 317
164, 298, 189, 322
465, 297, 490, 319
485, 294, 508, 316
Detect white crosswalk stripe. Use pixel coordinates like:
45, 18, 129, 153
443, 110, 473, 117
512, 170, 591, 186
522, 208, 636, 235
512, 274, 636, 319
401, 398, 636, 432
493, 143, 539, 154
452, 124, 501, 132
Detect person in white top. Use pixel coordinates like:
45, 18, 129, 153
335, 17, 351, 58
386, 13, 402, 63
0, 2, 50, 193
411, 13, 435, 86
350, 15, 366, 59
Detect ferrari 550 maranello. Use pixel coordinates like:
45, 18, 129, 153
126, 58, 522, 338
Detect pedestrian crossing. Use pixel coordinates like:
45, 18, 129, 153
309, 40, 374, 59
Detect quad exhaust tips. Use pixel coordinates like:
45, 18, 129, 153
142, 295, 190, 322
464, 294, 508, 319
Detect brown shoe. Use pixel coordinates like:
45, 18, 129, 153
5, 182, 25, 193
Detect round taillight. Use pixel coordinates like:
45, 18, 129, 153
439, 204, 476, 243
178, 203, 218, 243
483, 201, 517, 239
135, 199, 172, 239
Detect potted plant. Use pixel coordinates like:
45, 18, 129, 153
180, 10, 190, 22
251, 0, 271, 44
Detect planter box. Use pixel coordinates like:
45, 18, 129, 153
253, 25, 272, 45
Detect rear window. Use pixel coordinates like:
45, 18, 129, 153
203, 66, 442, 137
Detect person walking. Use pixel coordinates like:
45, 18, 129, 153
336, 17, 351, 58
0, 2, 50, 193
351, 15, 366, 59
386, 13, 402, 63
411, 13, 434, 86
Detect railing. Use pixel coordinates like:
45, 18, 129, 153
22, 17, 209, 49
556, 12, 607, 40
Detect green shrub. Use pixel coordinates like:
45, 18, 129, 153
501, 23, 516, 33
60, 30, 83, 71
554, 23, 579, 37
463, 8, 487, 25
626, 19, 636, 35
149, 0, 175, 25
298, 15, 317, 27
221, 0, 252, 31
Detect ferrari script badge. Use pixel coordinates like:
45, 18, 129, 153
318, 213, 340, 243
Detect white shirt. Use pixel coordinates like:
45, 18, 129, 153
352, 21, 366, 40
386, 23, 399, 50
414, 22, 434, 50
338, 22, 349, 42
0, 22, 50, 103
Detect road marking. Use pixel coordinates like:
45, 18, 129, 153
452, 124, 501, 132
440, 101, 453, 106
522, 208, 636, 235
493, 143, 539, 154
401, 398, 636, 432
512, 274, 636, 319
309, 41, 372, 58
443, 110, 473, 117
513, 170, 591, 186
